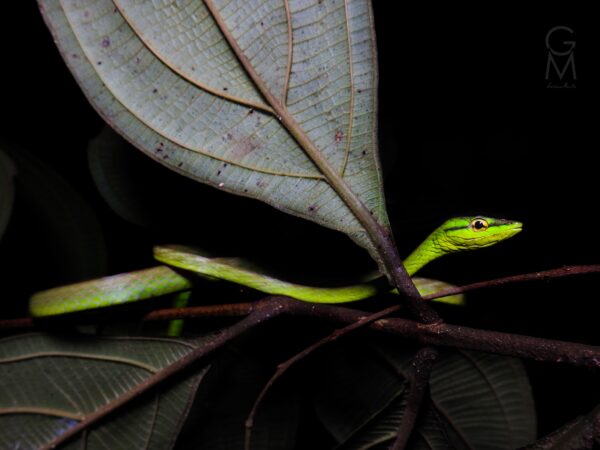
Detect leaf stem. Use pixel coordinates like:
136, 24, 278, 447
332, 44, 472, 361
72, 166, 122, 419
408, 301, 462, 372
390, 347, 438, 450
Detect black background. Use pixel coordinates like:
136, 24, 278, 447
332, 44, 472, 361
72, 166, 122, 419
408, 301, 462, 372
0, 1, 597, 444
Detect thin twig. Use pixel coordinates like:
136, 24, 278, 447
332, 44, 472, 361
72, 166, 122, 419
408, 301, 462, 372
422, 264, 600, 301
0, 317, 35, 329
390, 347, 438, 450
144, 302, 256, 320
244, 304, 400, 450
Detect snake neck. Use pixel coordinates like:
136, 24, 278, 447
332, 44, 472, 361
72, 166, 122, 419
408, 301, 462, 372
402, 231, 446, 277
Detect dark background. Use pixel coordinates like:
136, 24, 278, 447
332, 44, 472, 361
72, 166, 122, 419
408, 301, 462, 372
0, 1, 597, 444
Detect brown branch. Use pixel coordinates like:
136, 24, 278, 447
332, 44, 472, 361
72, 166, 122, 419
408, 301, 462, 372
0, 317, 35, 330
284, 303, 600, 369
390, 347, 438, 450
244, 304, 400, 450
143, 302, 255, 320
521, 403, 600, 450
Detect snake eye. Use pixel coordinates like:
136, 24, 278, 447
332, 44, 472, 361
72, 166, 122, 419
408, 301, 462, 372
471, 218, 489, 232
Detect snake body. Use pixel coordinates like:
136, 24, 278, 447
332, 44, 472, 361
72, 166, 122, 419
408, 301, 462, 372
29, 217, 522, 317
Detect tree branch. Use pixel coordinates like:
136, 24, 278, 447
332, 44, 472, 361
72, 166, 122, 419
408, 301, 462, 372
521, 403, 600, 450
390, 347, 438, 450
286, 304, 600, 369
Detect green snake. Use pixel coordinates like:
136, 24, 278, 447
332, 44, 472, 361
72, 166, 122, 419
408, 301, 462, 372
29, 217, 522, 317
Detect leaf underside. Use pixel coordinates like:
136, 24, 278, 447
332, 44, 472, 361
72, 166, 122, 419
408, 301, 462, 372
0, 334, 207, 450
314, 342, 536, 450
39, 0, 391, 267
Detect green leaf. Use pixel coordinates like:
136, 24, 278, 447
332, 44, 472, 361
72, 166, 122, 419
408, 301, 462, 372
339, 392, 409, 450
39, 0, 393, 272
428, 350, 536, 449
0, 147, 17, 241
0, 333, 208, 449
407, 407, 456, 450
346, 347, 537, 450
312, 341, 407, 444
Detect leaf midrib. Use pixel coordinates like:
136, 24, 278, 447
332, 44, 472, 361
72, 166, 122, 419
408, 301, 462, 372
203, 0, 387, 260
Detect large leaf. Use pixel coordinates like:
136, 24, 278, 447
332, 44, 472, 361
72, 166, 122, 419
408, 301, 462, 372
313, 341, 536, 449
312, 340, 407, 443
428, 350, 536, 449
0, 147, 17, 241
39, 0, 393, 273
342, 348, 537, 450
0, 333, 208, 449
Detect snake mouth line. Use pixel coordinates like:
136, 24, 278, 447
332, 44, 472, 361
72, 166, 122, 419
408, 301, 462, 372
506, 223, 523, 232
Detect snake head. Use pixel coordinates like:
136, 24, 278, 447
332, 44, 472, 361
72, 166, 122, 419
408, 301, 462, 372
435, 216, 523, 252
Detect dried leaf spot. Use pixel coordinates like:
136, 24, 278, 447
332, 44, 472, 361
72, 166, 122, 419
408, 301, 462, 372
335, 130, 344, 143
230, 136, 260, 160
101, 37, 110, 48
